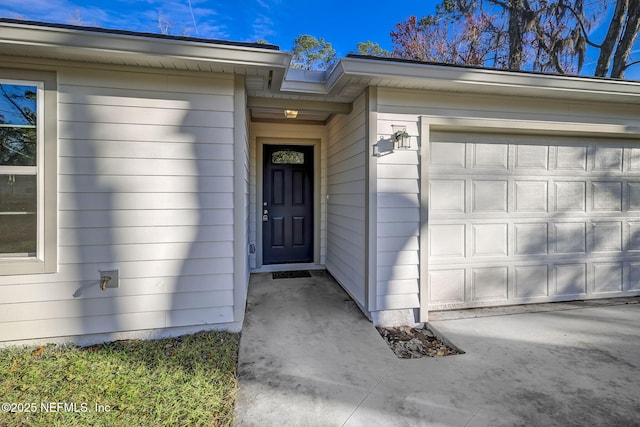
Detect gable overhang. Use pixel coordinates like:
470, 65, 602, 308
0, 19, 291, 84
332, 56, 640, 105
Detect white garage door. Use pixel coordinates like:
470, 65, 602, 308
428, 132, 640, 310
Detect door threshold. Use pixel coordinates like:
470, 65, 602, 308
251, 263, 325, 273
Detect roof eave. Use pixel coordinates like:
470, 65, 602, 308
338, 56, 640, 104
0, 20, 291, 70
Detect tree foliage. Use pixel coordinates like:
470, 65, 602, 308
291, 35, 337, 70
0, 85, 37, 167
353, 41, 391, 57
391, 0, 640, 78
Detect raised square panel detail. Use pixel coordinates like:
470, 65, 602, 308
473, 144, 508, 169
430, 180, 465, 213
630, 148, 640, 172
430, 224, 465, 258
514, 265, 549, 297
472, 224, 507, 256
593, 262, 623, 293
555, 146, 587, 170
592, 181, 622, 211
431, 142, 465, 168
629, 223, 640, 251
592, 222, 622, 253
429, 269, 465, 303
515, 181, 548, 212
627, 262, 640, 291
471, 267, 508, 301
628, 183, 640, 211
554, 223, 586, 254
514, 223, 548, 255
555, 181, 586, 212
594, 147, 623, 171
472, 180, 507, 212
554, 264, 586, 296
515, 145, 548, 170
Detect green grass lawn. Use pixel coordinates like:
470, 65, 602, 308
0, 331, 239, 427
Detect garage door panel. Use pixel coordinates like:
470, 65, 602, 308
472, 180, 508, 212
515, 181, 548, 212
592, 222, 623, 253
431, 142, 466, 168
514, 265, 549, 298
514, 145, 549, 170
593, 262, 623, 293
553, 263, 587, 296
472, 224, 507, 257
629, 223, 640, 250
471, 267, 508, 301
594, 146, 623, 171
555, 146, 587, 170
472, 144, 508, 169
514, 223, 548, 255
626, 262, 640, 291
555, 181, 587, 212
628, 183, 640, 210
554, 223, 587, 254
429, 134, 640, 310
630, 148, 640, 172
430, 180, 465, 213
592, 181, 623, 211
429, 269, 466, 305
429, 224, 465, 258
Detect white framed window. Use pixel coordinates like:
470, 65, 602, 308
0, 70, 57, 275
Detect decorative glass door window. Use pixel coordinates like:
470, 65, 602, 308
272, 150, 305, 165
0, 82, 40, 257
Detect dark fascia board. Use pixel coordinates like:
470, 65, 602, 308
0, 18, 281, 50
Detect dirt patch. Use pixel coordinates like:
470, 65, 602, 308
377, 325, 463, 359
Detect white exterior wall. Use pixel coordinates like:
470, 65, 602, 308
0, 62, 243, 345
375, 121, 421, 312
376, 87, 640, 316
326, 92, 367, 308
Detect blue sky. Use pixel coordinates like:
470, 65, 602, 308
0, 1, 637, 78
0, 0, 433, 56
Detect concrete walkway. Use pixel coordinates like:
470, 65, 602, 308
235, 271, 640, 426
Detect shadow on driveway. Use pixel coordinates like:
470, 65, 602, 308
235, 271, 640, 426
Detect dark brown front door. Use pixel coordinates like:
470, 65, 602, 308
263, 145, 314, 264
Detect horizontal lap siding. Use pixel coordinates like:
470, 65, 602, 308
326, 93, 367, 307
0, 66, 237, 343
374, 115, 421, 311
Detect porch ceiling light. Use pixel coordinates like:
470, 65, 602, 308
391, 125, 410, 149
284, 109, 299, 119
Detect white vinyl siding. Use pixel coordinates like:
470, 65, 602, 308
0, 64, 240, 344
326, 92, 367, 307
375, 121, 421, 310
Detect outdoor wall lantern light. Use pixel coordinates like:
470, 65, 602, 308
391, 125, 410, 149
284, 109, 299, 119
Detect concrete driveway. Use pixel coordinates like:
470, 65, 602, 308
235, 271, 640, 426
